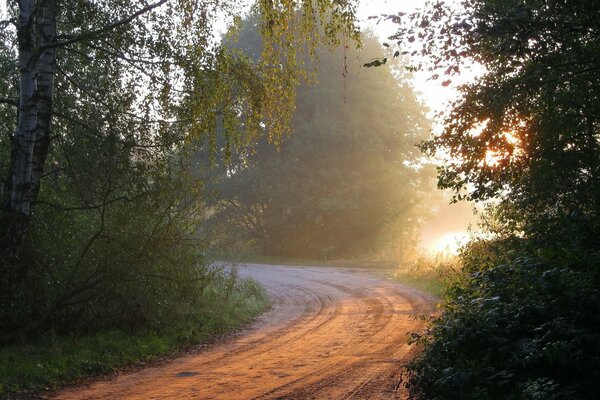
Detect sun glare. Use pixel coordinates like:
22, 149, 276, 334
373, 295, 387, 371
484, 149, 501, 166
472, 122, 524, 167
429, 231, 470, 256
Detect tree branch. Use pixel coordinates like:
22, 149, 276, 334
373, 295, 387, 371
0, 97, 18, 107
41, 0, 170, 50
0, 19, 17, 30
36, 195, 130, 212
55, 65, 188, 129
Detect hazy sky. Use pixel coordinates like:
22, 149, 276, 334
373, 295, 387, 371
356, 1, 480, 253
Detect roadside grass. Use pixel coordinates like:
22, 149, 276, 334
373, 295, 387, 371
0, 278, 269, 396
383, 255, 459, 298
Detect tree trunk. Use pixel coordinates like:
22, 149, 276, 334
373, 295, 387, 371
1, 0, 56, 260
1, 0, 56, 338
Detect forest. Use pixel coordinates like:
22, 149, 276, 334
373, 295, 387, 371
1, 0, 599, 399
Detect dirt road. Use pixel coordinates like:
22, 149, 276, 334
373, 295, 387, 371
55, 264, 435, 400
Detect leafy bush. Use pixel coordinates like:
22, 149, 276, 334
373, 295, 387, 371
407, 235, 600, 400
0, 126, 210, 341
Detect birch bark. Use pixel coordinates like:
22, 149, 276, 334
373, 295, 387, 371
1, 0, 56, 256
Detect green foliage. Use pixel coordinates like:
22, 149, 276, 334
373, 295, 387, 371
393, 0, 600, 219
0, 275, 269, 395
387, 1, 600, 398
205, 27, 434, 260
407, 234, 600, 400
0, 0, 359, 341
1, 27, 210, 336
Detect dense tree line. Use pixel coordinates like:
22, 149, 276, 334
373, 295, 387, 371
0, 0, 358, 343
203, 23, 434, 260
384, 1, 600, 398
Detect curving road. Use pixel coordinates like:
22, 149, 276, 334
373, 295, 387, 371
55, 264, 435, 400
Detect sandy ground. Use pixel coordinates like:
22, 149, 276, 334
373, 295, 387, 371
54, 263, 436, 400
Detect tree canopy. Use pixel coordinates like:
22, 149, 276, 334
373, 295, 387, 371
204, 22, 433, 260
0, 0, 358, 342
390, 0, 600, 231
387, 1, 600, 398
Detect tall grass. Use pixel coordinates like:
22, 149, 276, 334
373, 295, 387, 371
390, 254, 459, 297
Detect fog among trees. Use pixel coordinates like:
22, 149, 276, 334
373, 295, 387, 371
202, 21, 436, 260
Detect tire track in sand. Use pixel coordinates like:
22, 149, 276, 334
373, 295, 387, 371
54, 264, 435, 400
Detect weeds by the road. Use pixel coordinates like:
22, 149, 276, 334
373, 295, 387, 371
0, 277, 269, 396
390, 256, 458, 298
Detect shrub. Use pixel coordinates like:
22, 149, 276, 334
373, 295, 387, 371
407, 236, 600, 400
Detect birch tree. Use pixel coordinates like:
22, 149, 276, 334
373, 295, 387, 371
0, 0, 357, 255
0, 0, 358, 340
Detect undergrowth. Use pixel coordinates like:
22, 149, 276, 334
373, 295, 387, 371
406, 234, 600, 399
0, 274, 269, 396
390, 256, 457, 297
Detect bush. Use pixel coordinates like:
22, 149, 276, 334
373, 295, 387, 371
407, 236, 600, 400
0, 121, 228, 342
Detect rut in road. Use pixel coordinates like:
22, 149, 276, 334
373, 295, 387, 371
54, 264, 435, 400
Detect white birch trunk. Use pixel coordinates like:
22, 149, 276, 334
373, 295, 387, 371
2, 0, 56, 253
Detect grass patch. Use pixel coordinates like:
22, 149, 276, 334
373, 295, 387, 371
0, 277, 269, 396
388, 269, 446, 297
386, 256, 458, 298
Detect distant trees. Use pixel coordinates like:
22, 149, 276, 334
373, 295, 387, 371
0, 0, 358, 341
386, 1, 600, 398
205, 24, 433, 260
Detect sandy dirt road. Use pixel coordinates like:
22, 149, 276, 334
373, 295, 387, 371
55, 264, 435, 400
